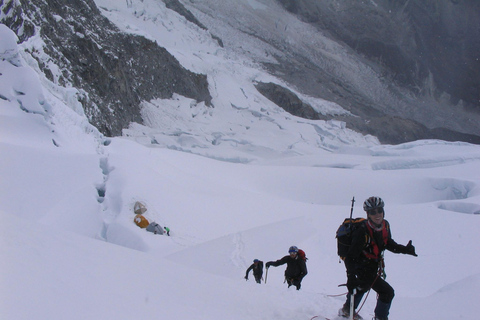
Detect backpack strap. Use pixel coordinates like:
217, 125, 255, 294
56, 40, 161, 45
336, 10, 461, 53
363, 220, 388, 260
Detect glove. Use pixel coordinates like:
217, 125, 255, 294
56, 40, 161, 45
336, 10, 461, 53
244, 276, 248, 280
405, 240, 418, 256
346, 274, 360, 293
266, 262, 272, 268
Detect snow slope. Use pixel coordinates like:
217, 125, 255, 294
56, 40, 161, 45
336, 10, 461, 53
2, 6, 480, 320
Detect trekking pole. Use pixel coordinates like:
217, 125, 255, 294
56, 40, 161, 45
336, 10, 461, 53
349, 196, 355, 220
348, 196, 355, 234
264, 267, 268, 284
349, 288, 356, 320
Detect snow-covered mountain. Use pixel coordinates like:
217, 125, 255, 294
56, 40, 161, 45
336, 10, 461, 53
1, 1, 480, 320
2, 0, 479, 147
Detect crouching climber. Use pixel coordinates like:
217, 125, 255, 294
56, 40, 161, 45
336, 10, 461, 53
133, 201, 164, 235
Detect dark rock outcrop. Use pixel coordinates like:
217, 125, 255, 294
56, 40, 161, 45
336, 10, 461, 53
254, 82, 323, 120
163, 0, 206, 30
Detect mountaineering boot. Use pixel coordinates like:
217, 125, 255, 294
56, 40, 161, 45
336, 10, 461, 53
374, 300, 391, 320
338, 305, 349, 318
338, 305, 363, 319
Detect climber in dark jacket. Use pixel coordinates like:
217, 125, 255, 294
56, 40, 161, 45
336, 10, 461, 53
339, 196, 417, 320
266, 246, 307, 290
245, 259, 263, 284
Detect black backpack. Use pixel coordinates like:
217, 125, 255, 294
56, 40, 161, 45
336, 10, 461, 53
336, 217, 366, 260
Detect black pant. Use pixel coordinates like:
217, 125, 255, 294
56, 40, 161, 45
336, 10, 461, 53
286, 277, 302, 290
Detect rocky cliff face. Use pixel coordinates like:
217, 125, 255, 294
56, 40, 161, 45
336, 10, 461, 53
1, 0, 211, 136
276, 0, 479, 110
266, 0, 480, 143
